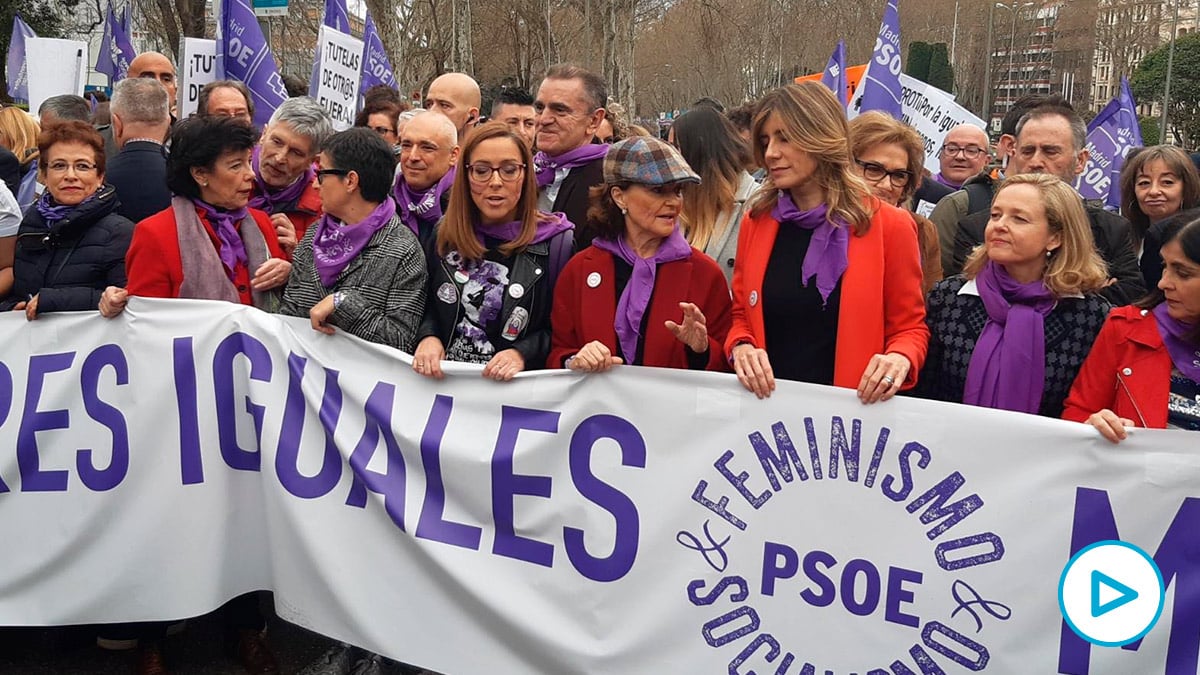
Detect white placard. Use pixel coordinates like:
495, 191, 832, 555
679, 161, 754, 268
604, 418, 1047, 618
26, 38, 89, 114
179, 37, 219, 119
314, 25, 363, 130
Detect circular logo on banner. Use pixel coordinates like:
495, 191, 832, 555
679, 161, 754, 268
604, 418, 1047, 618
1058, 540, 1164, 647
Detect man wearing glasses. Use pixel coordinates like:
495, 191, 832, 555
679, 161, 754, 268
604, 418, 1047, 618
933, 124, 991, 190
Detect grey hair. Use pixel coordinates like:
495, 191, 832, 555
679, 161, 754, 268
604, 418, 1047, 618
1015, 105, 1087, 153
38, 95, 91, 122
111, 78, 170, 125
267, 97, 334, 153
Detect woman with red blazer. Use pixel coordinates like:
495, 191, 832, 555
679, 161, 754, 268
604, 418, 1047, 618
724, 81, 928, 401
549, 136, 732, 372
1063, 212, 1200, 440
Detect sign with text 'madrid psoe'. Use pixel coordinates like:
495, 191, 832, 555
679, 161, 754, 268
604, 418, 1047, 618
0, 299, 1196, 674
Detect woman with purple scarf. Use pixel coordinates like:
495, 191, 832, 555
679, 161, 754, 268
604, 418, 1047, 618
1064, 211, 1200, 440
279, 127, 427, 349
3, 121, 133, 317
413, 122, 574, 381
918, 174, 1111, 418
548, 135, 732, 372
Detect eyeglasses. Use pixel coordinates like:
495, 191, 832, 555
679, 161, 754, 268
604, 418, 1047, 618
371, 125, 396, 137
46, 161, 98, 175
940, 144, 987, 159
315, 168, 350, 184
855, 159, 913, 188
466, 162, 526, 183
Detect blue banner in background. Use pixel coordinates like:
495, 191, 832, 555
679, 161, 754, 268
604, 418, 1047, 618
858, 0, 903, 118
96, 0, 138, 82
7, 15, 37, 103
820, 40, 848, 105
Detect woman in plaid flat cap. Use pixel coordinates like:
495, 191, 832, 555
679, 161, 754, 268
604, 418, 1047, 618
725, 81, 929, 402
548, 135, 732, 371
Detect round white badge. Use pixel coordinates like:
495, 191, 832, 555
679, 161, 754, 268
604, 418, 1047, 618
586, 272, 602, 288
509, 283, 525, 299
749, 290, 759, 307
453, 270, 469, 284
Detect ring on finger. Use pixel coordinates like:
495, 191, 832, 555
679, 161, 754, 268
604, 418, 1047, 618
882, 375, 895, 385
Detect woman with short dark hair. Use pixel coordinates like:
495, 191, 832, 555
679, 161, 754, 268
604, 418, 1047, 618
1118, 145, 1200, 288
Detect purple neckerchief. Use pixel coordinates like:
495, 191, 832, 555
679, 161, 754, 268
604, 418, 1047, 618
248, 146, 315, 214
474, 211, 573, 247
932, 172, 962, 190
534, 144, 609, 188
311, 198, 397, 287
592, 225, 692, 363
1153, 303, 1200, 383
394, 166, 456, 236
770, 192, 849, 305
34, 191, 90, 226
193, 199, 249, 282
963, 261, 1057, 414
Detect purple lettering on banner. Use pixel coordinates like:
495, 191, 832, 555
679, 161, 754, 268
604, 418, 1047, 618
934, 532, 1004, 570
921, 621, 989, 670
563, 414, 645, 582
212, 332, 273, 472
414, 395, 481, 549
800, 550, 837, 608
760, 541, 799, 596
0, 360, 12, 492
906, 472, 983, 540
882, 441, 930, 502
730, 633, 786, 673
1060, 488, 1200, 675
491, 405, 558, 567
701, 606, 759, 647
692, 476, 749, 531
841, 558, 882, 616
885, 566, 923, 628
174, 337, 204, 485
750, 421, 808, 491
276, 354, 343, 499
827, 417, 861, 481
77, 345, 130, 492
802, 417, 824, 479
687, 575, 749, 606
863, 425, 891, 489
904, 644, 945, 674
18, 352, 75, 492
715, 450, 770, 508
343, 381, 408, 530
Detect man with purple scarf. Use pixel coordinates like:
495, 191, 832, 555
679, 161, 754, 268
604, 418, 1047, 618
393, 111, 459, 248
534, 64, 609, 250
249, 97, 332, 258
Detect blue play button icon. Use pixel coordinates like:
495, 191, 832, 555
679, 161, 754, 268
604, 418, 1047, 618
1091, 570, 1138, 617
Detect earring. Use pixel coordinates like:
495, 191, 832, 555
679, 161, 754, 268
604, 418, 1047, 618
202, 181, 209, 187
1046, 249, 1054, 258
621, 208, 628, 215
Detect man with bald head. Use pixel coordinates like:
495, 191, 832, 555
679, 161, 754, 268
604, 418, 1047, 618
424, 72, 480, 142
934, 124, 991, 190
128, 52, 178, 116
395, 111, 460, 246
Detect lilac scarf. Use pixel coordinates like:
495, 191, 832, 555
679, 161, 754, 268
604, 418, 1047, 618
311, 198, 397, 287
248, 145, 315, 214
592, 225, 693, 363
963, 261, 1057, 414
770, 192, 849, 305
474, 211, 573, 247
34, 191, 83, 226
534, 144, 609, 188
394, 166, 456, 236
193, 199, 249, 282
1153, 303, 1200, 383
933, 172, 962, 190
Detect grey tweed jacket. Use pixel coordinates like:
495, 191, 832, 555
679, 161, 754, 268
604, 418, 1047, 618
279, 214, 427, 351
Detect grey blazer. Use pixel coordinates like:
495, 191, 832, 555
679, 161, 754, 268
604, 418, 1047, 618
703, 171, 759, 286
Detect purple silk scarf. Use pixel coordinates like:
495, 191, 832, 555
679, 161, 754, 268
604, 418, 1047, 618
533, 144, 609, 188
311, 198, 397, 287
394, 166, 456, 236
592, 225, 692, 363
193, 199, 249, 282
1153, 303, 1200, 383
770, 192, 849, 305
932, 172, 962, 190
34, 191, 87, 226
474, 211, 573, 247
248, 146, 315, 214
963, 261, 1057, 414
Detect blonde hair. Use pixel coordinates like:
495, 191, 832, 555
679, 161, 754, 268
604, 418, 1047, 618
0, 107, 41, 164
674, 106, 749, 250
847, 111, 925, 206
963, 173, 1108, 297
747, 82, 873, 235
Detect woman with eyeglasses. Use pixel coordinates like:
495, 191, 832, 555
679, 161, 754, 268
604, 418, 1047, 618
413, 121, 574, 381
848, 111, 943, 294
2, 120, 133, 317
278, 127, 427, 348
354, 98, 403, 158
725, 82, 929, 402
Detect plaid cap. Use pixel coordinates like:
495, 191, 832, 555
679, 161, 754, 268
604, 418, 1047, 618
603, 136, 701, 186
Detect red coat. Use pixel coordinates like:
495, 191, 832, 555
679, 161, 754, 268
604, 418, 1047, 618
549, 246, 733, 371
250, 179, 323, 259
126, 204, 284, 305
1062, 304, 1173, 429
723, 198, 929, 389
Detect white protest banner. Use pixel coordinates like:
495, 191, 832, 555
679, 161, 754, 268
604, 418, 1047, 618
1, 300, 1198, 674
314, 25, 363, 130
179, 37, 219, 119
25, 38, 88, 114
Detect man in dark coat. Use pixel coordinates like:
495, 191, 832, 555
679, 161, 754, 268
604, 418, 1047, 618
106, 78, 172, 224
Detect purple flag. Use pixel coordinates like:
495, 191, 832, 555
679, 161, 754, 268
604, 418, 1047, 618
120, 2, 132, 32
858, 0, 903, 119
309, 0, 353, 98
96, 0, 138, 82
1075, 77, 1143, 209
360, 12, 398, 96
217, 0, 287, 127
820, 40, 848, 105
7, 15, 36, 103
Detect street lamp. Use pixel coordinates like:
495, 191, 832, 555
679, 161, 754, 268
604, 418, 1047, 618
1162, 0, 1180, 143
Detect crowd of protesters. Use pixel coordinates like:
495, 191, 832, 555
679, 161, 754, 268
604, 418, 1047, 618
2, 52, 1199, 675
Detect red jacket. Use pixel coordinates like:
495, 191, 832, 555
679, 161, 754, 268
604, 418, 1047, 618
549, 246, 733, 371
723, 198, 929, 389
126, 204, 284, 305
250, 180, 323, 259
1062, 305, 1173, 428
